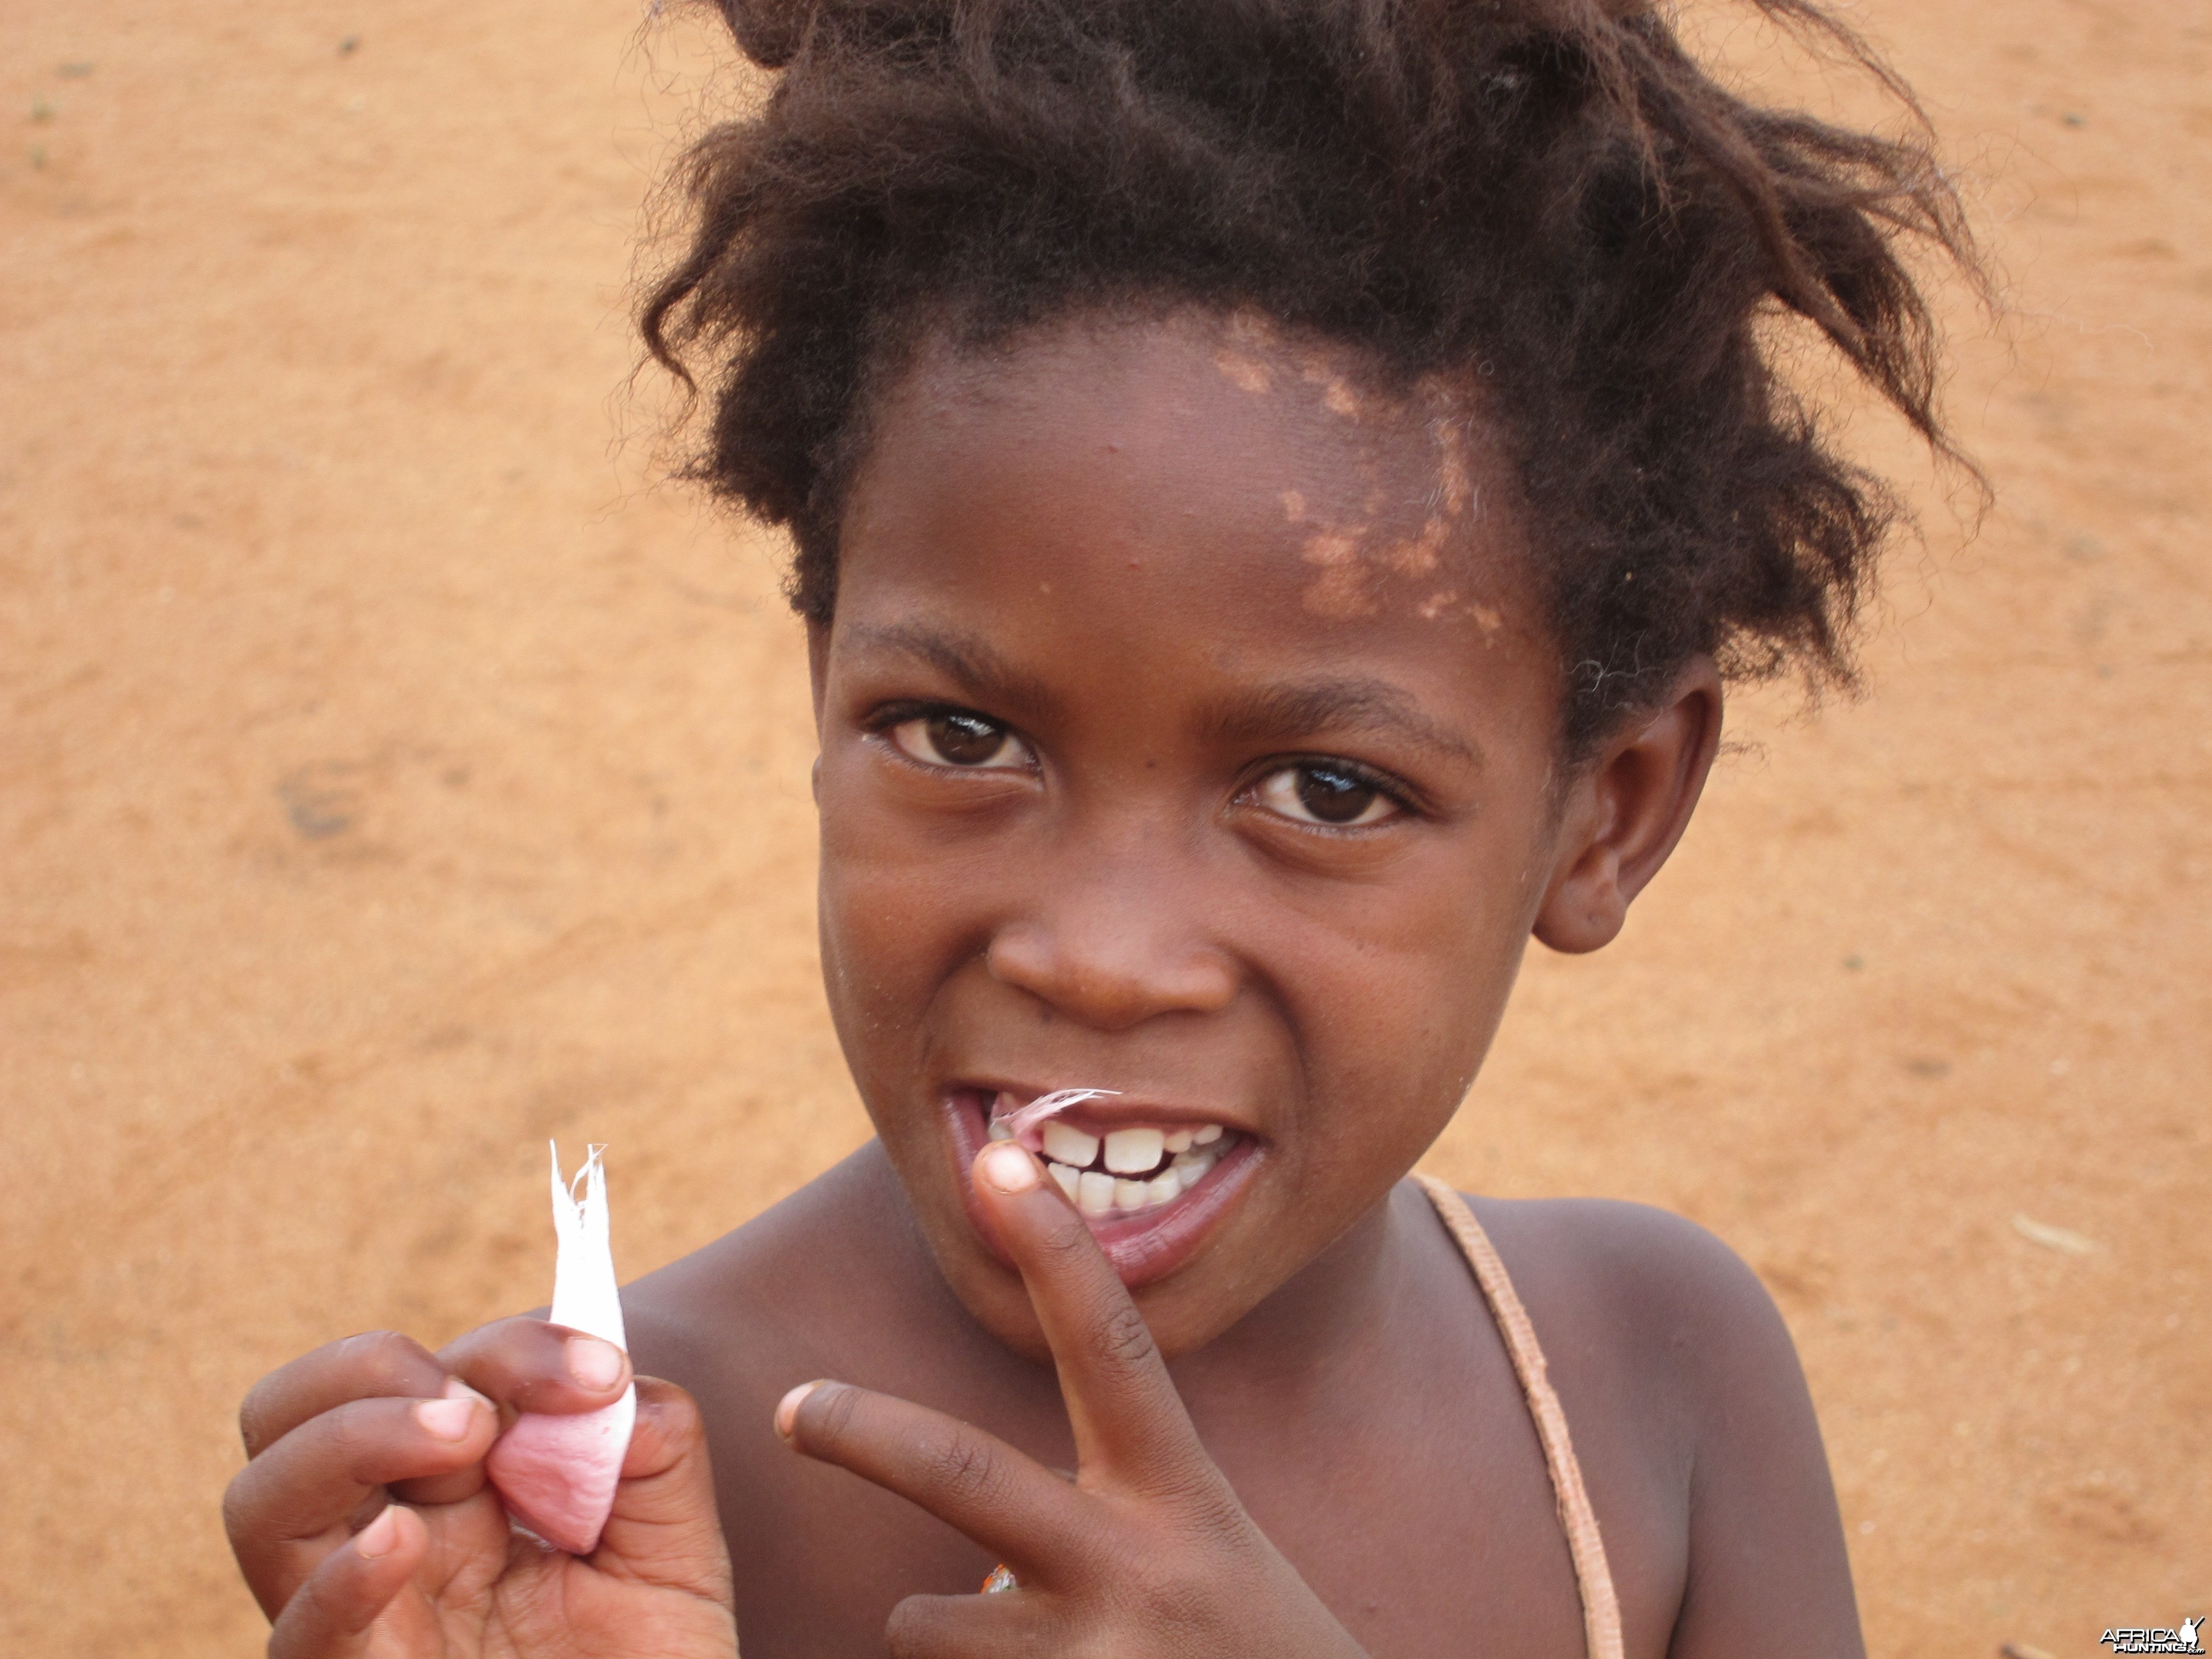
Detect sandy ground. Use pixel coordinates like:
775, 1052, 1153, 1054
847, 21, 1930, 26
1, 1, 2205, 1654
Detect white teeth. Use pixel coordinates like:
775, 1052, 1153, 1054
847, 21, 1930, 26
1042, 1121, 1102, 1168
1102, 1126, 1165, 1175
1076, 1170, 1117, 1216
987, 1118, 1015, 1142
1018, 1107, 1233, 1217
1170, 1145, 1218, 1182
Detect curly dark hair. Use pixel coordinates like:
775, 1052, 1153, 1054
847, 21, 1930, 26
642, 0, 1977, 752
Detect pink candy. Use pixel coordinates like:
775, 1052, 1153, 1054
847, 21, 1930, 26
484, 1398, 634, 1555
484, 1145, 635, 1555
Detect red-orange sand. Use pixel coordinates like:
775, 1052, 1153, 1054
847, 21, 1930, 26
2, 2, 2205, 1654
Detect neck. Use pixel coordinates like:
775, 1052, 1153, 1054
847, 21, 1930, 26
1166, 1182, 1423, 1410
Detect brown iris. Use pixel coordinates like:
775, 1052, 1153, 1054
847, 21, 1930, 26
1293, 764, 1379, 823
927, 711, 1009, 766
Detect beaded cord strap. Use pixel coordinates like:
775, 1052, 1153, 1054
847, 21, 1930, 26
1413, 1174, 1626, 1659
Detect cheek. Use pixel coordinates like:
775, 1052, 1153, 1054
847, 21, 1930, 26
1277, 837, 1544, 1131
814, 760, 999, 1057
815, 773, 932, 1040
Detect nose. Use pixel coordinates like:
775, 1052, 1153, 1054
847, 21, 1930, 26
985, 855, 1239, 1031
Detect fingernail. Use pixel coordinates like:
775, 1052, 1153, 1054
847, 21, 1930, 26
356, 1505, 400, 1558
566, 1335, 625, 1390
774, 1380, 823, 1441
442, 1376, 493, 1409
415, 1397, 476, 1441
979, 1142, 1039, 1195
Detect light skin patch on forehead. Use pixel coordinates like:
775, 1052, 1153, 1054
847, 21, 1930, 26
1214, 348, 1275, 395
1214, 308, 1402, 426
1299, 529, 1379, 620
1198, 321, 1510, 625
1284, 401, 1499, 622
1212, 310, 1286, 397
1311, 370, 1371, 420
1384, 515, 1448, 579
1423, 595, 1506, 639
1376, 424, 1479, 585
908, 309, 1526, 637
1425, 415, 1478, 523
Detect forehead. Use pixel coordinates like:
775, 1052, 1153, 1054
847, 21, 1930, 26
837, 310, 1547, 688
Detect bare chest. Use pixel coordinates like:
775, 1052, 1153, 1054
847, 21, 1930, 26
686, 1320, 1672, 1658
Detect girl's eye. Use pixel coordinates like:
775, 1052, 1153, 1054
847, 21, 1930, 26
1253, 763, 1405, 827
888, 711, 1031, 771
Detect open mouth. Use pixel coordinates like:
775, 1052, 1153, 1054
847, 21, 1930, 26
943, 1086, 1260, 1284
990, 1102, 1234, 1216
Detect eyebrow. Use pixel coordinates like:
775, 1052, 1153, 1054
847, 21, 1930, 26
837, 621, 1061, 719
841, 621, 1478, 768
1202, 676, 1481, 768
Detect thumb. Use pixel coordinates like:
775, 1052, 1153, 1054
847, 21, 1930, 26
267, 1504, 427, 1659
591, 1377, 736, 1606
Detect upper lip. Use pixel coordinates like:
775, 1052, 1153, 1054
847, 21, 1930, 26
959, 1079, 1261, 1139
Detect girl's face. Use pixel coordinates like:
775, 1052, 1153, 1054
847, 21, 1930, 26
812, 313, 1573, 1357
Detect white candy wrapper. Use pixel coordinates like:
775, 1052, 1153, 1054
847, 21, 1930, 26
484, 1143, 637, 1555
992, 1088, 1119, 1150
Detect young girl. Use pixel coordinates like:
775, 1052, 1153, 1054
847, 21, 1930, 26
222, 2, 1972, 1654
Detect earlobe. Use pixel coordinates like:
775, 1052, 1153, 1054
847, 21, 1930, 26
1532, 834, 1628, 954
1531, 659, 1723, 955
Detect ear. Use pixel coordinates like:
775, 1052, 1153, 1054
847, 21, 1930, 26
1533, 658, 1723, 954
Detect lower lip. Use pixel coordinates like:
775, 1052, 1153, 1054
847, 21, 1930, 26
944, 1093, 1262, 1289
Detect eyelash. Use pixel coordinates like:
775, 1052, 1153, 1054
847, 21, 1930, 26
1242, 756, 1420, 830
866, 702, 1035, 769
863, 703, 1421, 824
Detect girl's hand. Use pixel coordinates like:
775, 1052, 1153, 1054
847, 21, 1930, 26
223, 1319, 737, 1659
777, 1142, 1372, 1659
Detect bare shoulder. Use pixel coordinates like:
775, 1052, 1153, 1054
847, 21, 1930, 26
1452, 1193, 1864, 1658
1467, 1195, 1795, 1414
617, 1144, 918, 1393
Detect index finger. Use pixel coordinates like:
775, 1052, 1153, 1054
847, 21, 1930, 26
241, 1332, 450, 1457
437, 1315, 633, 1415
778, 1378, 1089, 1578
971, 1142, 1218, 1498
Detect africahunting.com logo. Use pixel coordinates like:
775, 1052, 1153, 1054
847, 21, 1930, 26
2100, 1618, 2203, 1655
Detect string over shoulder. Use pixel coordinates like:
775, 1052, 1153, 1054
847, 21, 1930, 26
1414, 1174, 1624, 1659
